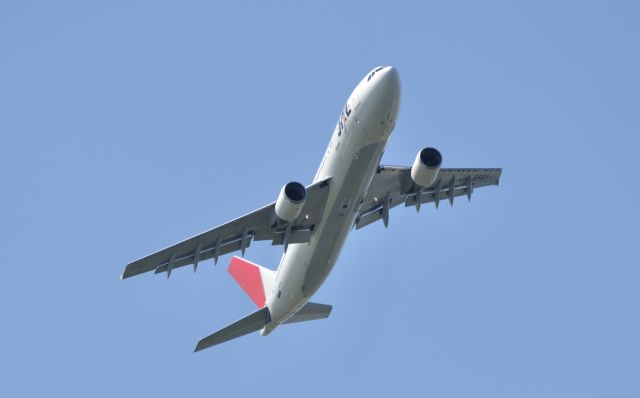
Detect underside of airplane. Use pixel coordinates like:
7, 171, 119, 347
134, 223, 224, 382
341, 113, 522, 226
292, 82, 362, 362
122, 66, 502, 352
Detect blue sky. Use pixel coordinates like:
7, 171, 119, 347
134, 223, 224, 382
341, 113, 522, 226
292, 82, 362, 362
1, 1, 639, 396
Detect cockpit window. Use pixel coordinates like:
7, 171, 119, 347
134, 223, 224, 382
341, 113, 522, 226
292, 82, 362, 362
367, 67, 385, 82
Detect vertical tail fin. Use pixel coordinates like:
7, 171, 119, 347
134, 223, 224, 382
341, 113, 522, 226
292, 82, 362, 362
227, 256, 275, 308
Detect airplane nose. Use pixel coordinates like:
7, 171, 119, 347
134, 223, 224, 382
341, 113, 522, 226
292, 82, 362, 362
357, 66, 401, 135
375, 66, 401, 98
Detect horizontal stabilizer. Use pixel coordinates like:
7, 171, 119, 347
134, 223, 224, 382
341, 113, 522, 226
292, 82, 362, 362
194, 307, 270, 352
284, 302, 332, 324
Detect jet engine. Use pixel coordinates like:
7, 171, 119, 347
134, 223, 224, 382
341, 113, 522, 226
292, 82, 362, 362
411, 147, 442, 187
275, 181, 307, 223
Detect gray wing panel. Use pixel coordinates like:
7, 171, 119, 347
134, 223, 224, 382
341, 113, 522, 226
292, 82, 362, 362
355, 167, 501, 230
194, 307, 270, 352
283, 302, 332, 324
122, 178, 331, 279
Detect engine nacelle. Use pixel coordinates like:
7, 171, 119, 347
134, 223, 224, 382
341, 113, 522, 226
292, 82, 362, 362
411, 147, 442, 187
275, 181, 307, 223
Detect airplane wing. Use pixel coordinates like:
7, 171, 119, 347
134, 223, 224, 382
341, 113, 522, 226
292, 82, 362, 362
122, 178, 331, 279
355, 167, 501, 230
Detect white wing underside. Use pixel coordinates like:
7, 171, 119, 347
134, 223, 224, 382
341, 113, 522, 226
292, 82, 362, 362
122, 166, 501, 279
355, 167, 502, 229
122, 178, 331, 279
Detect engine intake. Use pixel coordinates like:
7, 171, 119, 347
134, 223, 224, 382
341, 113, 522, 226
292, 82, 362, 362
411, 147, 442, 187
275, 181, 307, 223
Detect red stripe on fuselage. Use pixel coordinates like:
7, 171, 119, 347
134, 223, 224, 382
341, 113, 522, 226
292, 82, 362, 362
227, 256, 266, 308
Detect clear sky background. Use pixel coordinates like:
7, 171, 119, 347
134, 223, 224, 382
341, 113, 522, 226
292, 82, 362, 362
1, 1, 639, 397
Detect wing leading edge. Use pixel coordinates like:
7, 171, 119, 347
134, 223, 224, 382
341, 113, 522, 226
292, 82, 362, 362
355, 167, 501, 230
122, 178, 331, 279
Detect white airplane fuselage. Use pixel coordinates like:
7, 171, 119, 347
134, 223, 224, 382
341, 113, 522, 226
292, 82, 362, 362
263, 67, 401, 334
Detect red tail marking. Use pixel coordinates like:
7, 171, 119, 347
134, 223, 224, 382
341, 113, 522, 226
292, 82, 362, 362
227, 257, 266, 308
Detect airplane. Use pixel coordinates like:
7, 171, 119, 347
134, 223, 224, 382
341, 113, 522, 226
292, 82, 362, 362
121, 66, 502, 352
